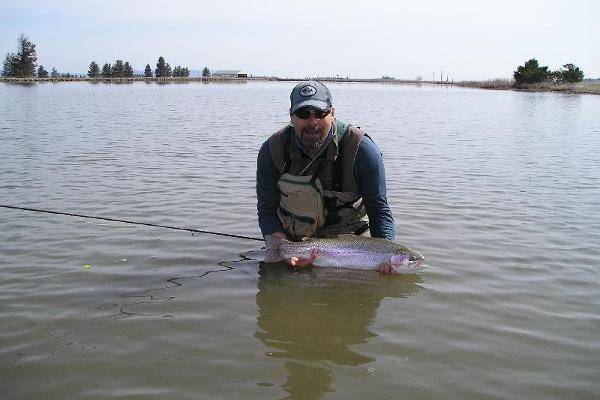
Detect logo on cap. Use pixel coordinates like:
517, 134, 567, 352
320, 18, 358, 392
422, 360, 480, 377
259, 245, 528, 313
299, 85, 317, 97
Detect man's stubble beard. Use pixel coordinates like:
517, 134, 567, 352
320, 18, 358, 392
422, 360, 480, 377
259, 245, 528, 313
301, 128, 325, 150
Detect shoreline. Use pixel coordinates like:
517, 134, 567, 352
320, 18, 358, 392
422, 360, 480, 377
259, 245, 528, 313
454, 79, 600, 95
1, 76, 598, 95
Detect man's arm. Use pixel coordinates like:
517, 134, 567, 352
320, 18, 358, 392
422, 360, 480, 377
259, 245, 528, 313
354, 136, 396, 241
256, 140, 285, 237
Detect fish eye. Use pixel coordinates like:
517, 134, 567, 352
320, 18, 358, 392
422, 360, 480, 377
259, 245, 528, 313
409, 255, 421, 262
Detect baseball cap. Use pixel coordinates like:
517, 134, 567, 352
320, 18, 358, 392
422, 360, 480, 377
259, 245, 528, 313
290, 81, 332, 113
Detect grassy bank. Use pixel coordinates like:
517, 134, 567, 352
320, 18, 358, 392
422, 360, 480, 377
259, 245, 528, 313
456, 79, 600, 95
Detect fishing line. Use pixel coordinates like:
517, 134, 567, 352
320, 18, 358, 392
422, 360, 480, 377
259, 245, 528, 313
0, 204, 264, 242
299, 124, 336, 176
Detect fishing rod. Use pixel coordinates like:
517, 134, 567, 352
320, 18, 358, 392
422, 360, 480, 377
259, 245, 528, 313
0, 204, 264, 242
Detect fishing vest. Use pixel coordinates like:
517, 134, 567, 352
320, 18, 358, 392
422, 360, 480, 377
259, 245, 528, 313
268, 120, 369, 240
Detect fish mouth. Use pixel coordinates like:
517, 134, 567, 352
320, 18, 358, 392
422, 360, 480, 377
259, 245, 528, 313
394, 253, 425, 263
411, 257, 426, 269
412, 254, 426, 265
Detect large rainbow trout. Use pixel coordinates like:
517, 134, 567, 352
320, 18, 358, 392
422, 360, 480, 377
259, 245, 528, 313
266, 234, 426, 274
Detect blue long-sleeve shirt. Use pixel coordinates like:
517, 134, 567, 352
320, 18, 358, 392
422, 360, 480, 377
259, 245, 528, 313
256, 131, 395, 240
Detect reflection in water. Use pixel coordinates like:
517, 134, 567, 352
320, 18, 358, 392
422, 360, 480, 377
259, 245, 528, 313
255, 263, 422, 399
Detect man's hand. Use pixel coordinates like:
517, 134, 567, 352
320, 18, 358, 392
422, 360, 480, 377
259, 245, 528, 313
289, 249, 318, 268
271, 232, 318, 269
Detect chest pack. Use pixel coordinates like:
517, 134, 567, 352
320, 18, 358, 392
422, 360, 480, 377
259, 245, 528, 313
276, 172, 326, 241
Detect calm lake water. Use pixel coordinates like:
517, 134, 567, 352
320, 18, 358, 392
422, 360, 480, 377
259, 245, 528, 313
1, 81, 599, 399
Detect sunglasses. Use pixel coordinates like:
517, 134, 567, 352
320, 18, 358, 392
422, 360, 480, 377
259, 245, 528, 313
294, 107, 331, 120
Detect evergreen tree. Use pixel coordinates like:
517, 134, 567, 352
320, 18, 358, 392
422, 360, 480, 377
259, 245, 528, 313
37, 65, 49, 78
173, 66, 182, 77
202, 67, 210, 77
15, 34, 37, 77
51, 68, 59, 78
155, 56, 167, 77
2, 53, 17, 77
111, 60, 125, 77
2, 34, 37, 77
182, 67, 190, 77
556, 63, 584, 83
124, 61, 133, 77
88, 61, 100, 78
165, 63, 172, 77
144, 64, 153, 77
101, 63, 112, 78
514, 59, 552, 84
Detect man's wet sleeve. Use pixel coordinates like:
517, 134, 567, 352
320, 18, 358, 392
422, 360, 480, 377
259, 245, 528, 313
354, 137, 396, 240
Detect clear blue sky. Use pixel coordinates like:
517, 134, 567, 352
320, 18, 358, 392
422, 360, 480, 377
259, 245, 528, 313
1, 0, 598, 80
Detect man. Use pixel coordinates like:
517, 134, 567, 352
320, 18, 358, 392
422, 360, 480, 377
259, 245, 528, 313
256, 81, 396, 272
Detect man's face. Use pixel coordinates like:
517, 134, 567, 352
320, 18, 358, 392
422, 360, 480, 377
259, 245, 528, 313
290, 106, 336, 152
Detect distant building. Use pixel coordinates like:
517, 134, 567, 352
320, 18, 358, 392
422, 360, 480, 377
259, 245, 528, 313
211, 70, 248, 78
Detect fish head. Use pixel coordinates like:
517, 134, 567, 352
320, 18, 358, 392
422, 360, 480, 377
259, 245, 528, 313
390, 249, 426, 273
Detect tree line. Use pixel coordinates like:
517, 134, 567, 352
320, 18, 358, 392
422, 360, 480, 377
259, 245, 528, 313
514, 59, 584, 84
2, 34, 211, 79
87, 57, 205, 78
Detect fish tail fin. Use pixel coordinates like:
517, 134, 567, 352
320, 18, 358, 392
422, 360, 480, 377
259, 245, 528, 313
263, 234, 284, 263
